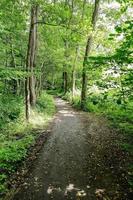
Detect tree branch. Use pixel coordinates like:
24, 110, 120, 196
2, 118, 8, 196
33, 21, 85, 36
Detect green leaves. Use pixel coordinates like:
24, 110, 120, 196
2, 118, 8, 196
0, 95, 23, 126
0, 67, 30, 80
0, 136, 34, 163
36, 91, 55, 115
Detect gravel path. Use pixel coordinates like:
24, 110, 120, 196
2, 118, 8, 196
11, 98, 131, 200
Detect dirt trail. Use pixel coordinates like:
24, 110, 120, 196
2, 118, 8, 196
11, 98, 131, 200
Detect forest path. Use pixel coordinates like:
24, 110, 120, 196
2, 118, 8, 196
12, 98, 130, 200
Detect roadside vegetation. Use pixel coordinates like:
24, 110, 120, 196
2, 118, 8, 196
0, 92, 55, 195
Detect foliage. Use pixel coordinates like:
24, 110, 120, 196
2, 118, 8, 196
36, 92, 55, 115
0, 93, 55, 195
0, 95, 23, 129
62, 91, 81, 109
0, 68, 28, 80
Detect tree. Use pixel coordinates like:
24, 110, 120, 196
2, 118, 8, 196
25, 4, 38, 120
81, 0, 100, 108
72, 46, 78, 98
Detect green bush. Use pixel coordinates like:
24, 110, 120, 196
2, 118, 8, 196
0, 135, 34, 195
72, 95, 81, 109
36, 92, 55, 115
62, 91, 81, 109
62, 91, 72, 101
0, 136, 34, 162
0, 95, 23, 129
85, 101, 99, 112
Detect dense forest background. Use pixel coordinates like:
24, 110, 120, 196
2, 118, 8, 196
0, 0, 133, 196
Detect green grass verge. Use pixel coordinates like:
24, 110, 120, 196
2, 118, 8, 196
0, 92, 55, 196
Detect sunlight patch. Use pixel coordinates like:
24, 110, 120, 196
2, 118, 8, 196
76, 190, 86, 197
47, 185, 62, 194
29, 109, 46, 126
59, 110, 75, 117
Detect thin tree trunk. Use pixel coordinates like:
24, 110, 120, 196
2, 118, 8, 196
72, 46, 79, 98
37, 61, 44, 96
82, 0, 87, 20
62, 71, 67, 93
63, 71, 68, 93
62, 0, 74, 94
72, 0, 86, 98
81, 0, 100, 108
62, 40, 69, 94
29, 5, 38, 107
10, 43, 19, 94
4, 48, 8, 91
71, 0, 86, 98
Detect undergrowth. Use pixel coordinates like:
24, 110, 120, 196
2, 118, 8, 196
0, 92, 55, 196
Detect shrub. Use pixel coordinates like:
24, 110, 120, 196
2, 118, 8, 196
62, 90, 81, 109
36, 92, 55, 115
0, 135, 34, 169
72, 95, 81, 109
0, 95, 23, 129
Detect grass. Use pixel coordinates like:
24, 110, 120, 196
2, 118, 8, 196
0, 92, 55, 196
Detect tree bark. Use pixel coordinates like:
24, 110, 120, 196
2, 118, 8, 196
63, 71, 68, 93
62, 40, 69, 94
81, 0, 100, 108
25, 4, 38, 121
82, 0, 87, 20
10, 43, 19, 95
72, 46, 79, 98
62, 0, 74, 94
29, 5, 38, 107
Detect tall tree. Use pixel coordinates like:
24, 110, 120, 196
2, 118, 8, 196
62, 0, 74, 94
81, 0, 100, 108
71, 0, 87, 98
25, 4, 38, 120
